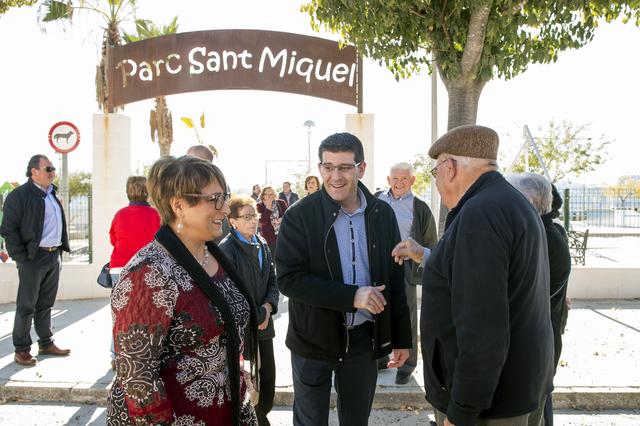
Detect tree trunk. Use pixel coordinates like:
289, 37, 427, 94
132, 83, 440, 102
154, 96, 173, 157
436, 74, 487, 232
444, 78, 486, 130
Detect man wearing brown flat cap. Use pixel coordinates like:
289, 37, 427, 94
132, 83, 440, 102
413, 125, 554, 426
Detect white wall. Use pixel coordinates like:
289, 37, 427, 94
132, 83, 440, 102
0, 264, 638, 303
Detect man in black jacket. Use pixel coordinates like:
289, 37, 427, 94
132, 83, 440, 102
276, 133, 412, 426
376, 162, 437, 385
278, 181, 299, 206
420, 126, 554, 426
0, 155, 71, 367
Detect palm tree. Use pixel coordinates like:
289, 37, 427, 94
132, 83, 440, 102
38, 0, 137, 113
122, 17, 178, 157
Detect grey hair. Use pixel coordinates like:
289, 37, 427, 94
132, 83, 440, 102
506, 173, 553, 215
390, 162, 414, 175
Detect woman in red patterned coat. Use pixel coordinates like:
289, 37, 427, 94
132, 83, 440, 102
107, 156, 258, 426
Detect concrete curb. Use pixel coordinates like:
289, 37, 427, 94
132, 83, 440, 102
2, 381, 639, 411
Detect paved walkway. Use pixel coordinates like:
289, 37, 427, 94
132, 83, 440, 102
0, 298, 639, 410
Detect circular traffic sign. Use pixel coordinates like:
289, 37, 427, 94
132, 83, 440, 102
48, 121, 80, 154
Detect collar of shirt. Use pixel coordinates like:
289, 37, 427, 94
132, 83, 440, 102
386, 188, 414, 201
33, 181, 53, 195
233, 228, 259, 245
339, 188, 367, 217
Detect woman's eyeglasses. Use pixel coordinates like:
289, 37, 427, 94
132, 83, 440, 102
183, 192, 231, 210
237, 213, 258, 221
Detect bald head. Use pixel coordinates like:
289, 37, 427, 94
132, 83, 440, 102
187, 145, 214, 162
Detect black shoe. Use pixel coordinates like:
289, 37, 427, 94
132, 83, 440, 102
377, 356, 389, 370
395, 370, 412, 385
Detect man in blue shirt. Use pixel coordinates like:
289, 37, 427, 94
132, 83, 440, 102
0, 155, 71, 366
277, 133, 412, 425
377, 162, 437, 385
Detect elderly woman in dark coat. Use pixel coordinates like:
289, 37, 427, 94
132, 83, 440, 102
507, 173, 571, 426
220, 196, 279, 426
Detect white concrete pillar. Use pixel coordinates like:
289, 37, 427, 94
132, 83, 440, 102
345, 114, 375, 191
92, 114, 131, 267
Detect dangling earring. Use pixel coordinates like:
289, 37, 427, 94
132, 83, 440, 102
177, 221, 184, 233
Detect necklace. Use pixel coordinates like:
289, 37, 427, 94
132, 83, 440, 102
200, 246, 210, 268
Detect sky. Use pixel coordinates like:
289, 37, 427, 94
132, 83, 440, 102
0, 1, 639, 192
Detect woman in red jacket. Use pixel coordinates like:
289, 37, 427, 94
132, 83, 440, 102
109, 176, 161, 271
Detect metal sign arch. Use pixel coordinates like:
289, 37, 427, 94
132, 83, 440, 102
107, 29, 361, 110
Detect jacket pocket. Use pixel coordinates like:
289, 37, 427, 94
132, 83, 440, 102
423, 336, 448, 394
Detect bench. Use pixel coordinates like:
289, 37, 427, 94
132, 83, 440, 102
567, 229, 589, 266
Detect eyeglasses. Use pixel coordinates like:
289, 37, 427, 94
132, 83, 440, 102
237, 213, 258, 221
263, 192, 276, 197
319, 162, 361, 174
42, 166, 56, 173
183, 192, 231, 210
429, 158, 455, 178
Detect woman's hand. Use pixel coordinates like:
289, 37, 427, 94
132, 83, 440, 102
258, 303, 272, 330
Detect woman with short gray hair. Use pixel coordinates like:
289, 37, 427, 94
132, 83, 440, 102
507, 172, 571, 426
506, 173, 552, 215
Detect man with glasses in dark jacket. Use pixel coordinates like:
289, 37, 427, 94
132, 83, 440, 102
418, 125, 554, 426
276, 132, 412, 426
0, 154, 71, 366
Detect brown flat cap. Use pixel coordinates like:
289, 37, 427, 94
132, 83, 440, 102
428, 124, 499, 160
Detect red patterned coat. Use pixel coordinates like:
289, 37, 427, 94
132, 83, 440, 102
107, 240, 257, 425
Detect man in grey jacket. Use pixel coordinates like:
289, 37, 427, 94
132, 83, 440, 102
376, 162, 437, 384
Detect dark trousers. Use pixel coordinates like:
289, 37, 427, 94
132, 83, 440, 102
255, 338, 276, 426
401, 269, 418, 373
435, 409, 530, 425
291, 323, 377, 426
13, 250, 61, 352
379, 265, 417, 374
543, 392, 553, 426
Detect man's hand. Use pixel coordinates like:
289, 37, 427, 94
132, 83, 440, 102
386, 348, 409, 369
258, 303, 272, 330
444, 417, 456, 426
353, 285, 386, 314
392, 238, 424, 265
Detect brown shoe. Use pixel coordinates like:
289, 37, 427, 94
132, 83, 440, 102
14, 351, 37, 366
38, 343, 70, 356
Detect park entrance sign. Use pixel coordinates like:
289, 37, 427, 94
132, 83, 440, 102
106, 29, 360, 109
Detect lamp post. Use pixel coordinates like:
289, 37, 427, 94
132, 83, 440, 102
303, 120, 315, 176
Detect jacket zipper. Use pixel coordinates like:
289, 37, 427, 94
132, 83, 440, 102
324, 213, 350, 360
366, 200, 378, 354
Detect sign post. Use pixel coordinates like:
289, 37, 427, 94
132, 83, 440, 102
48, 121, 81, 218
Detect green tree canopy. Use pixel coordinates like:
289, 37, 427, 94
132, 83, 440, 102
303, 1, 640, 129
54, 171, 92, 197
411, 153, 433, 197
0, 0, 36, 15
604, 175, 640, 207
510, 120, 609, 183
38, 0, 137, 112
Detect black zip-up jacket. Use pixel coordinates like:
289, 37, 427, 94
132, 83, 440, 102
541, 213, 571, 370
421, 171, 554, 426
0, 180, 70, 264
276, 182, 412, 361
219, 230, 279, 340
